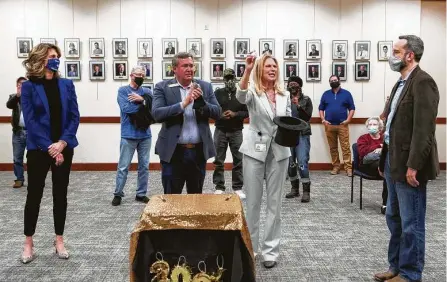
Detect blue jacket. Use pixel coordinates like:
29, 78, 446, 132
21, 78, 80, 151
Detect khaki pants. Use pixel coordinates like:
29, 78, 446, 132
325, 124, 352, 171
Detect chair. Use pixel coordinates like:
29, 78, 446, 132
351, 143, 383, 209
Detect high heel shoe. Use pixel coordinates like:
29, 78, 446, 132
21, 246, 36, 264
53, 241, 69, 259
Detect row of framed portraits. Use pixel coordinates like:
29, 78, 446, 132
63, 59, 371, 82
16, 37, 393, 62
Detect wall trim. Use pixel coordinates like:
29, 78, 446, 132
0, 162, 445, 171
0, 116, 445, 124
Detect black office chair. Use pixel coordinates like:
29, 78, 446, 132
351, 143, 383, 209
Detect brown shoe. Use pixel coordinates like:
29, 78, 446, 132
374, 270, 398, 282
385, 275, 408, 282
346, 169, 353, 177
330, 167, 340, 175
13, 180, 24, 188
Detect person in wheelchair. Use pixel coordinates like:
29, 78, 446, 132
357, 117, 387, 214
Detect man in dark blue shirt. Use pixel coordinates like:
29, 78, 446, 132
318, 75, 355, 176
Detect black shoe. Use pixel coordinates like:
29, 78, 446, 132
112, 196, 122, 206
381, 205, 386, 215
135, 196, 149, 203
263, 261, 277, 268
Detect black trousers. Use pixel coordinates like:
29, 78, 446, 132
24, 148, 74, 236
360, 160, 388, 206
161, 144, 206, 194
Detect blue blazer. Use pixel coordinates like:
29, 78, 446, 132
21, 78, 80, 152
152, 79, 221, 163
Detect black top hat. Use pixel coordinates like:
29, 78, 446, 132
273, 116, 309, 147
287, 76, 303, 88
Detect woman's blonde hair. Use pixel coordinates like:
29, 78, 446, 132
22, 43, 61, 78
365, 116, 384, 130
252, 54, 284, 95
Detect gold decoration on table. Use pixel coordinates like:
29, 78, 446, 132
170, 256, 192, 282
150, 252, 170, 282
192, 261, 212, 282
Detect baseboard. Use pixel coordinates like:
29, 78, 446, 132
0, 162, 445, 171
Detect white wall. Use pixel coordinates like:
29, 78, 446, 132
0, 0, 445, 165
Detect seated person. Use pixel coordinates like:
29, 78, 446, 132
357, 117, 387, 214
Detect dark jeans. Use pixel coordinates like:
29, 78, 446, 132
12, 130, 27, 182
359, 160, 388, 206
212, 128, 243, 191
385, 153, 427, 281
24, 148, 74, 236
161, 144, 206, 194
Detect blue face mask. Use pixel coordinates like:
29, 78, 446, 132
46, 58, 60, 72
368, 126, 379, 135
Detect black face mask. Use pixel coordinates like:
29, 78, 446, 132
330, 81, 340, 89
288, 85, 301, 95
134, 77, 144, 87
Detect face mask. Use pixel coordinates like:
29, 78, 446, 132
288, 85, 301, 95
388, 54, 407, 72
46, 58, 60, 72
225, 79, 236, 92
134, 77, 144, 87
368, 125, 379, 135
330, 81, 340, 89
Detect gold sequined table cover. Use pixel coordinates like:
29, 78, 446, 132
129, 194, 255, 282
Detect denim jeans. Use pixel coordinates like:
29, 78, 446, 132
385, 153, 427, 281
12, 130, 27, 182
288, 135, 311, 183
114, 137, 151, 198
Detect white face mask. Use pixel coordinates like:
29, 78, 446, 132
368, 125, 379, 134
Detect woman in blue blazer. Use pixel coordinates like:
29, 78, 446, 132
20, 43, 80, 263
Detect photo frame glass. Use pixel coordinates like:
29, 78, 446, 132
17, 38, 32, 58
113, 60, 128, 80
234, 38, 250, 58
137, 38, 153, 58
284, 62, 299, 80
306, 62, 321, 81
40, 38, 56, 45
65, 61, 81, 80
355, 62, 370, 80
186, 38, 202, 58
332, 62, 347, 81
210, 38, 225, 58
142, 83, 154, 92
113, 38, 128, 58
332, 40, 348, 60
89, 61, 105, 80
234, 61, 246, 79
89, 38, 105, 58
306, 40, 321, 60
210, 61, 226, 80
162, 38, 177, 58
378, 41, 393, 61
355, 41, 371, 60
259, 39, 274, 56
212, 83, 225, 92
283, 40, 299, 59
194, 62, 202, 79
64, 38, 80, 58
162, 60, 175, 80
138, 61, 153, 81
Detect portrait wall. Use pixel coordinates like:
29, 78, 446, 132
211, 38, 226, 58
186, 38, 202, 58
332, 62, 347, 81
284, 62, 299, 80
306, 39, 321, 60
17, 37, 32, 58
113, 60, 128, 80
89, 38, 105, 58
162, 38, 177, 58
234, 38, 250, 59
234, 61, 246, 79
378, 41, 392, 61
65, 61, 81, 80
89, 61, 105, 80
260, 38, 274, 56
40, 38, 56, 45
306, 62, 321, 81
355, 41, 371, 61
162, 60, 175, 80
65, 38, 80, 58
138, 38, 153, 58
210, 61, 226, 80
137, 61, 153, 81
332, 40, 348, 60
283, 39, 299, 60
113, 38, 128, 58
355, 61, 370, 81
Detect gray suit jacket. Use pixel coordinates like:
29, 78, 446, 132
236, 85, 291, 162
152, 79, 222, 163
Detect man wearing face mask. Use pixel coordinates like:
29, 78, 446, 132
374, 35, 439, 282
213, 69, 248, 199
319, 75, 355, 177
112, 66, 153, 206
285, 76, 313, 202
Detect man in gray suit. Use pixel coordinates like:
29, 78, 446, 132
152, 52, 221, 194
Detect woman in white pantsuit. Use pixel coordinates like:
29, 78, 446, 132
236, 53, 291, 268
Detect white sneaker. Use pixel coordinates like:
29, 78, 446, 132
235, 190, 246, 200
214, 190, 224, 195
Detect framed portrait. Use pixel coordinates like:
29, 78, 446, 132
64, 38, 80, 58
306, 62, 321, 82
113, 60, 128, 80
137, 38, 153, 58
162, 60, 175, 80
332, 40, 348, 60
212, 83, 225, 93
142, 83, 154, 92
16, 37, 32, 58
355, 41, 371, 61
378, 41, 393, 61
306, 39, 321, 60
40, 38, 57, 45
332, 61, 347, 81
194, 61, 202, 79
284, 61, 299, 80
89, 38, 105, 58
210, 61, 226, 81
113, 38, 128, 58
137, 61, 153, 81
234, 61, 246, 79
65, 61, 81, 80
283, 39, 299, 60
355, 61, 370, 81
89, 61, 105, 80
186, 38, 202, 58
259, 38, 274, 56
162, 38, 177, 58
234, 38, 250, 59
210, 38, 225, 58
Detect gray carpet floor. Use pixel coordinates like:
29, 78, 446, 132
0, 170, 445, 282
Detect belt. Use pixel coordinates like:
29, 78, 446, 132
178, 143, 200, 149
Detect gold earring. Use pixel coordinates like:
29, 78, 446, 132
170, 256, 192, 282
192, 261, 212, 282
150, 252, 170, 282
210, 255, 225, 282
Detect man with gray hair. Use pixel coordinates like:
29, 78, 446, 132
374, 35, 440, 282
112, 66, 153, 206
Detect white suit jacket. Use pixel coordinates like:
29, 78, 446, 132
236, 84, 291, 162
